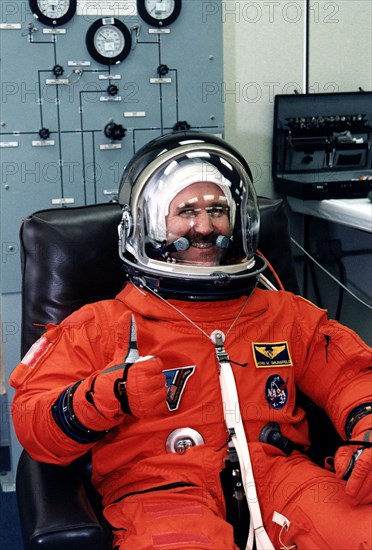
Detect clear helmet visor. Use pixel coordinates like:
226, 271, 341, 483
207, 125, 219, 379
128, 151, 260, 275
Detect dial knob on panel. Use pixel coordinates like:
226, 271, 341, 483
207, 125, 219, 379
39, 128, 51, 139
172, 120, 191, 131
104, 122, 126, 141
52, 64, 64, 77
107, 84, 119, 96
157, 64, 169, 77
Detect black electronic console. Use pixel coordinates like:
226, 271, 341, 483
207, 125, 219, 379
272, 91, 372, 199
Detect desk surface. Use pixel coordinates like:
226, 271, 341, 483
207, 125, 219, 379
287, 197, 372, 233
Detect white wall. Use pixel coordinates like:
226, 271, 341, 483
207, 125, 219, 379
223, 0, 372, 197
310, 0, 372, 92
222, 0, 372, 343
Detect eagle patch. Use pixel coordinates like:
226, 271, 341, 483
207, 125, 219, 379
252, 342, 292, 368
162, 366, 195, 411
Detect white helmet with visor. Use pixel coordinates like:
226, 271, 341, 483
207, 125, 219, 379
118, 131, 266, 300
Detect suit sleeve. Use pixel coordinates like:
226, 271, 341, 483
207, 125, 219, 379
10, 303, 129, 465
294, 297, 372, 439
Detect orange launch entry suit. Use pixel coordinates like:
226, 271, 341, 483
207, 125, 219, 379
11, 284, 372, 549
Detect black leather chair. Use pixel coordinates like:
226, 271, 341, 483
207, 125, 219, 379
16, 198, 328, 550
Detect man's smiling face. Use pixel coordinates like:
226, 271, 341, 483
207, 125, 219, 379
166, 182, 231, 266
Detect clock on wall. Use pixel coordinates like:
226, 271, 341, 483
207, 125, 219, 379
29, 0, 77, 27
137, 0, 182, 27
85, 18, 132, 65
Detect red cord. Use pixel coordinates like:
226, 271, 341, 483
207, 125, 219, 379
257, 249, 285, 291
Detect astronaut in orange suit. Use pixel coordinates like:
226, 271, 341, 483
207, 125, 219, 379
11, 132, 372, 550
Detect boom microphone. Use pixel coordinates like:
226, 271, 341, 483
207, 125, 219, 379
156, 237, 190, 255
216, 235, 230, 249
168, 237, 190, 251
153, 235, 229, 256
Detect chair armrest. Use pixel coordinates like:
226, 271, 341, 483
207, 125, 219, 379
16, 450, 111, 550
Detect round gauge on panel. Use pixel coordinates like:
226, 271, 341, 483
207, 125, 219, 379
85, 18, 132, 65
29, 0, 77, 26
137, 0, 182, 27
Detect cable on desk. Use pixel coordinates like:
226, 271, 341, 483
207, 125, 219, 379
334, 258, 346, 321
291, 237, 372, 311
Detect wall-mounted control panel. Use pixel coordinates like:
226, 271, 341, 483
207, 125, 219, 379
1, 0, 224, 293
1, 0, 224, 482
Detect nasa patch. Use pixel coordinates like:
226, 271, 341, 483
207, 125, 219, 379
252, 342, 292, 368
265, 374, 288, 409
163, 366, 195, 411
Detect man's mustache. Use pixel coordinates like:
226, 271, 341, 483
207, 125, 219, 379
187, 234, 230, 249
154, 234, 230, 256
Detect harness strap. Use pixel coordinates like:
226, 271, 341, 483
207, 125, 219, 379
214, 330, 274, 550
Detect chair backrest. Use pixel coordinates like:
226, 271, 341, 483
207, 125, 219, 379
19, 198, 299, 356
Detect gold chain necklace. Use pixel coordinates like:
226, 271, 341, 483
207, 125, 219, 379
139, 282, 250, 346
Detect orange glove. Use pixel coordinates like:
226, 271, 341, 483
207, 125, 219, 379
334, 419, 372, 505
114, 355, 168, 418
113, 352, 194, 418
83, 352, 194, 422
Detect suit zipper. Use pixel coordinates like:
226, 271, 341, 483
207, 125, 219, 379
111, 481, 198, 504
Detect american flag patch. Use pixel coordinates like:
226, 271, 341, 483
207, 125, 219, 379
21, 336, 52, 368
162, 366, 195, 411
